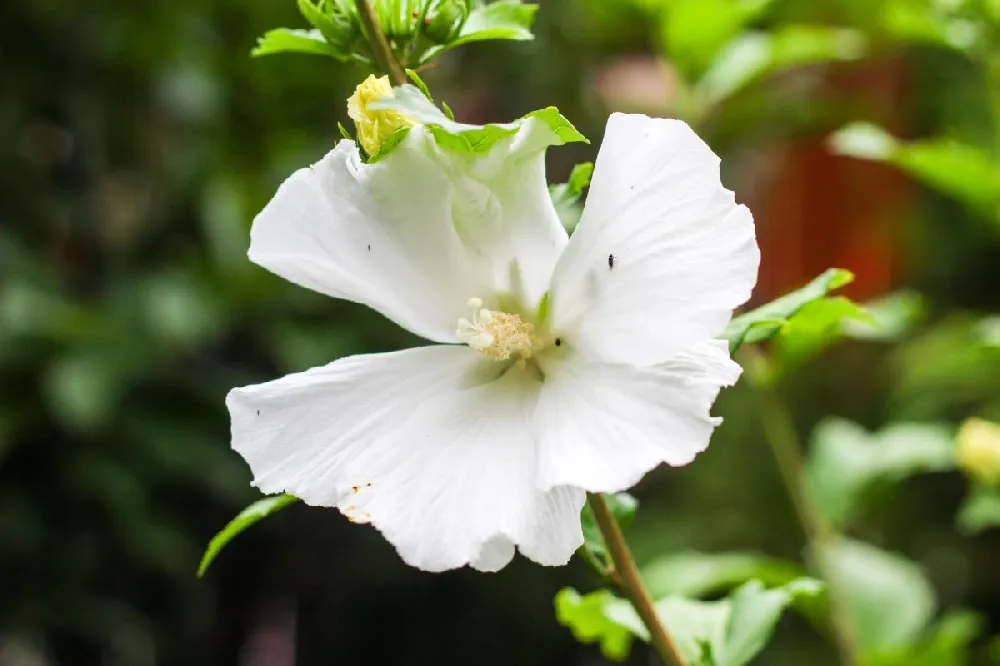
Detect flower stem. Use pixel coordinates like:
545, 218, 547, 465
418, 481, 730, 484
586, 493, 688, 666
739, 346, 860, 666
354, 0, 406, 86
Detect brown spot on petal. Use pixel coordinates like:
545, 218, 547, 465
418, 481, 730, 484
341, 506, 371, 524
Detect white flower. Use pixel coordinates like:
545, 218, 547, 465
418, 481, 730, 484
227, 109, 760, 572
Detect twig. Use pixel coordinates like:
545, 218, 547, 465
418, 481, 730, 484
587, 493, 688, 666
353, 0, 405, 85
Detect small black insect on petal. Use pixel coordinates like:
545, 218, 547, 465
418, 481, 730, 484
554, 337, 562, 347
608, 253, 615, 270
367, 244, 371, 251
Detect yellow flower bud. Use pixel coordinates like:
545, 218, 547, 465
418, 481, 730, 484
957, 418, 1000, 486
346, 75, 416, 156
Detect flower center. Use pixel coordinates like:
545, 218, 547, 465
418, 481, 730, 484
456, 298, 536, 361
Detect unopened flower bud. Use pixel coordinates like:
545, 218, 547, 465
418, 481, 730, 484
422, 0, 470, 44
347, 75, 416, 156
957, 418, 1000, 486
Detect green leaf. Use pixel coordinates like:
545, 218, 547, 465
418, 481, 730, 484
605, 579, 824, 666
197, 494, 298, 577
844, 290, 926, 341
881, 0, 980, 53
252, 28, 341, 58
957, 485, 1000, 534
775, 296, 871, 364
371, 85, 586, 155
554, 588, 634, 661
642, 551, 807, 600
441, 100, 456, 121
405, 68, 433, 101
549, 161, 594, 232
700, 26, 867, 104
581, 492, 638, 560
367, 127, 411, 162
863, 610, 983, 666
420, 0, 537, 62
723, 268, 854, 353
830, 123, 1000, 217
805, 419, 955, 529
661, 0, 773, 82
823, 539, 936, 651
337, 122, 353, 142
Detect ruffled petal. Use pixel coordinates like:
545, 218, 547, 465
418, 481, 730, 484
227, 345, 585, 572
534, 340, 741, 492
548, 113, 759, 366
249, 112, 576, 343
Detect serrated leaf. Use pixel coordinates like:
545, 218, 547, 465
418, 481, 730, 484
830, 123, 1000, 217
420, 0, 537, 62
605, 578, 824, 666
554, 588, 634, 661
197, 494, 298, 577
642, 551, 807, 599
700, 26, 867, 104
371, 84, 586, 155
805, 419, 955, 529
723, 268, 854, 352
823, 539, 936, 651
580, 492, 638, 560
957, 485, 1000, 534
252, 28, 341, 58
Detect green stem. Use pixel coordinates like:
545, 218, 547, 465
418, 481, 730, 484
739, 347, 860, 666
587, 493, 688, 666
353, 0, 406, 85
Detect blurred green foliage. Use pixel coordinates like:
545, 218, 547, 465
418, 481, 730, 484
5, 0, 1000, 664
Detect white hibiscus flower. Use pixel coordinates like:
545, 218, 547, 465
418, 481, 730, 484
227, 82, 760, 573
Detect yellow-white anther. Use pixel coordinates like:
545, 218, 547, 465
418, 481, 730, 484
456, 298, 535, 361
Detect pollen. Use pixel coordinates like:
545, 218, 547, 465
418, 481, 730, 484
456, 297, 536, 361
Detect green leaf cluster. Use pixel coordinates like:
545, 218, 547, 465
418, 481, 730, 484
805, 419, 956, 528
252, 0, 538, 68
558, 577, 824, 666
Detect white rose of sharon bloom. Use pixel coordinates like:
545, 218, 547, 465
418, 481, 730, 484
227, 82, 760, 573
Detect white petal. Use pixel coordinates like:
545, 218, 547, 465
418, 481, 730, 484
446, 114, 572, 310
548, 113, 760, 366
249, 122, 568, 343
227, 345, 585, 572
534, 340, 741, 492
